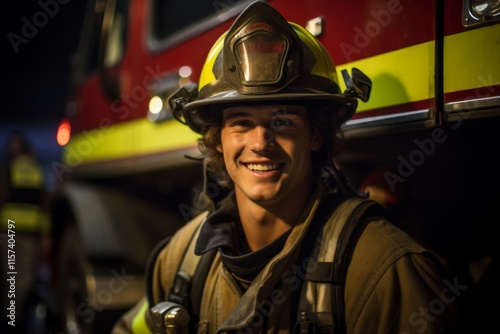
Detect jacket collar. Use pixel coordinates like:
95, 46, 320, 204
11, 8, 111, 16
194, 191, 239, 255
217, 182, 329, 331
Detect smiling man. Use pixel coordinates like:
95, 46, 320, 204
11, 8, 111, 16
113, 1, 463, 333
219, 105, 320, 252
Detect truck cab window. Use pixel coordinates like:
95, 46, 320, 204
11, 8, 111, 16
149, 0, 255, 50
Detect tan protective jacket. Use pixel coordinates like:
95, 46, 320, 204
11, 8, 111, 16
113, 184, 463, 333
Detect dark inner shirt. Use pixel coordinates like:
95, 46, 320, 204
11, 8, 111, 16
195, 192, 291, 284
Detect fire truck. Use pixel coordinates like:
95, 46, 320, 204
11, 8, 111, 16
51, 0, 499, 332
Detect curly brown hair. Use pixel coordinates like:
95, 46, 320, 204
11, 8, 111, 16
197, 105, 346, 189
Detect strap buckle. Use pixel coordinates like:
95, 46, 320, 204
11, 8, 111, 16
294, 312, 320, 334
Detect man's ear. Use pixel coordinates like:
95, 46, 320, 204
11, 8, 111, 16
311, 129, 323, 151
216, 144, 223, 153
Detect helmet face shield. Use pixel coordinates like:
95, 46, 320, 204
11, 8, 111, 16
170, 0, 370, 134
235, 33, 288, 84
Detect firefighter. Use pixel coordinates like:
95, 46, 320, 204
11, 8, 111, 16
0, 130, 51, 333
113, 1, 463, 333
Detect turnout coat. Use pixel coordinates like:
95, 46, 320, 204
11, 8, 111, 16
113, 182, 463, 334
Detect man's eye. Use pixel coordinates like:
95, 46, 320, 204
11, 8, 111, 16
271, 118, 291, 129
232, 120, 251, 127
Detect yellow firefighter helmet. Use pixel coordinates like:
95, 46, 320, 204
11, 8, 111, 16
170, 0, 370, 133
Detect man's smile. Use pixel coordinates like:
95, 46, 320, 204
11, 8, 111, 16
244, 163, 283, 172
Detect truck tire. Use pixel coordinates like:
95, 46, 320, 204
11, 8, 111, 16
57, 225, 95, 334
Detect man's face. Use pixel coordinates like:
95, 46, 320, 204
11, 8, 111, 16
217, 104, 322, 207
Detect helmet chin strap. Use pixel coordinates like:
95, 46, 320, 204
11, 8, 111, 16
323, 149, 368, 198
198, 158, 216, 213
181, 153, 216, 214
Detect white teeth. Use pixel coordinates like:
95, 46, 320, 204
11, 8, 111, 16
247, 163, 279, 171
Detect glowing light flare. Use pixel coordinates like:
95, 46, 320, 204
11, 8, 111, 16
179, 66, 192, 78
149, 96, 163, 115
56, 119, 71, 146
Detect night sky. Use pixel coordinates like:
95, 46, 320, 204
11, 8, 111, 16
2, 1, 87, 124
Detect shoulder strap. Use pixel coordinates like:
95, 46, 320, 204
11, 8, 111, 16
167, 216, 217, 323
190, 247, 218, 319
331, 198, 385, 334
145, 235, 172, 308
146, 211, 208, 306
295, 195, 385, 334
166, 218, 206, 307
162, 210, 217, 332
146, 211, 211, 332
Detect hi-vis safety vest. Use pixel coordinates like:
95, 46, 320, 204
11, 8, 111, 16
139, 194, 384, 334
1, 156, 50, 233
10, 156, 44, 189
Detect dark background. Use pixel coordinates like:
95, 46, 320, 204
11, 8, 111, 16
2, 0, 86, 123
1, 1, 87, 189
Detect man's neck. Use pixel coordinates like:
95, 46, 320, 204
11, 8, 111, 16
235, 185, 314, 252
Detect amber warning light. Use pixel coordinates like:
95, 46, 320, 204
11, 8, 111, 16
57, 119, 71, 146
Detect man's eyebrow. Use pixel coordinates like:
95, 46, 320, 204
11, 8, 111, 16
273, 108, 302, 116
272, 106, 306, 118
222, 106, 304, 121
222, 110, 251, 121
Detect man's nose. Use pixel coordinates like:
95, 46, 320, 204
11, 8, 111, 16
249, 126, 275, 153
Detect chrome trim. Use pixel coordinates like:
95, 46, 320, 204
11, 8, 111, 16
343, 109, 430, 130
445, 96, 500, 113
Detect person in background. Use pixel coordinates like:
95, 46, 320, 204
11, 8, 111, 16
113, 1, 464, 333
1, 130, 51, 333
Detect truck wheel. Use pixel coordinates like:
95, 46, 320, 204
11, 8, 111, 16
57, 225, 95, 334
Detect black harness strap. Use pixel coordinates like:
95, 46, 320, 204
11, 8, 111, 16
189, 247, 217, 329
292, 193, 347, 333
294, 194, 386, 334
146, 211, 210, 333
329, 199, 384, 334
146, 235, 172, 308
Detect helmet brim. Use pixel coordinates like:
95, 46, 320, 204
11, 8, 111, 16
182, 91, 358, 134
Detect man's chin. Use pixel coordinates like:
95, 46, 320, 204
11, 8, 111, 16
238, 186, 282, 203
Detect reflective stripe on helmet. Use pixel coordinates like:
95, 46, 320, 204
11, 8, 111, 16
199, 32, 227, 91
